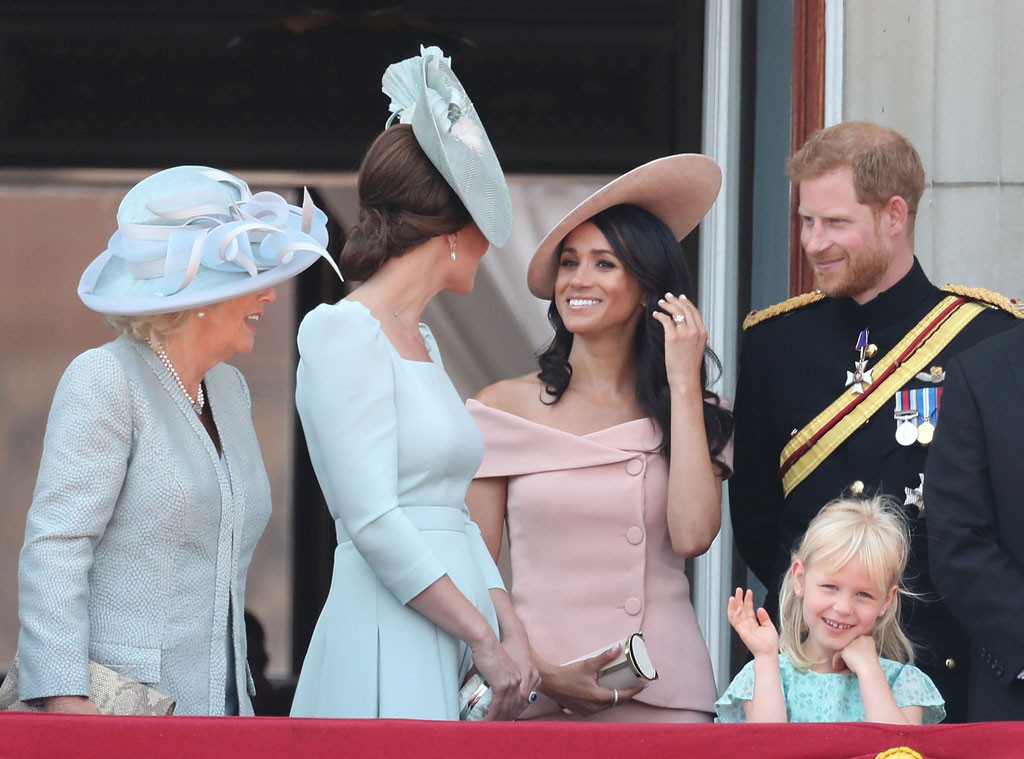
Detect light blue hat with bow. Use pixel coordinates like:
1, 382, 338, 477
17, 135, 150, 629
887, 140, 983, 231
382, 45, 513, 248
78, 166, 342, 316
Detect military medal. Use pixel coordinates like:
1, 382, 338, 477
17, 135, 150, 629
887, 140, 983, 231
916, 387, 939, 446
846, 328, 874, 394
916, 423, 934, 445
894, 391, 918, 446
904, 473, 925, 516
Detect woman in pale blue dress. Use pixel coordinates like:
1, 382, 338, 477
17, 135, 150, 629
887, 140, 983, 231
290, 47, 539, 720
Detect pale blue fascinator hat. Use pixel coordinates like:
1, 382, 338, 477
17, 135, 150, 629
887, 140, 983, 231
382, 45, 513, 248
78, 166, 342, 316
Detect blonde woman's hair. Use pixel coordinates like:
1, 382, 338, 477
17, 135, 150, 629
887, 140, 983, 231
105, 310, 195, 345
778, 496, 915, 671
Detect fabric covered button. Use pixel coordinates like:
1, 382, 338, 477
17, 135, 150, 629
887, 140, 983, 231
626, 526, 644, 545
625, 458, 645, 476
624, 597, 642, 615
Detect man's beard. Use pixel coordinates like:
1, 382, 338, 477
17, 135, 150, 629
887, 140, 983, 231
809, 240, 891, 299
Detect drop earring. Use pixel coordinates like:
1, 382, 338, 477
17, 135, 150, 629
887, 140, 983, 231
450, 240, 457, 262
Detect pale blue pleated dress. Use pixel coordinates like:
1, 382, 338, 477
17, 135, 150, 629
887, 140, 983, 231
290, 300, 503, 719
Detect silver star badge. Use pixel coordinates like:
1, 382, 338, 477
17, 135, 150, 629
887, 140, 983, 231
846, 359, 873, 395
904, 473, 925, 516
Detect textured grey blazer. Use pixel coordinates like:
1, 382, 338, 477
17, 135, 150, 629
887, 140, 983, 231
17, 335, 271, 716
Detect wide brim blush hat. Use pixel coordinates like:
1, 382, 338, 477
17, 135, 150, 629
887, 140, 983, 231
78, 165, 342, 316
382, 45, 513, 249
526, 154, 722, 299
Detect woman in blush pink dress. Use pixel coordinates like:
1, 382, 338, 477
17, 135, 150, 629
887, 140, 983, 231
466, 156, 734, 723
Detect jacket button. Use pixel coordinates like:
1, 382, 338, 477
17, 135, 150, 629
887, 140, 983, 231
624, 597, 642, 615
849, 480, 865, 496
997, 666, 1005, 677
625, 458, 645, 476
626, 526, 644, 545
945, 658, 956, 671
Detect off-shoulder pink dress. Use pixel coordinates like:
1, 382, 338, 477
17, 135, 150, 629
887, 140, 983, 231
468, 399, 732, 722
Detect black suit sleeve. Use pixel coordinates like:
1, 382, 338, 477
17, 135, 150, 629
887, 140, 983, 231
925, 356, 1024, 684
729, 331, 791, 592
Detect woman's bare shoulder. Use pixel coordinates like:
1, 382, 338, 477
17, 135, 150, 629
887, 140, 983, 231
474, 373, 546, 416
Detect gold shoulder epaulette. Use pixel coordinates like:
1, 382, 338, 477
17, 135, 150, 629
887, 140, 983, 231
940, 284, 1024, 319
743, 290, 825, 330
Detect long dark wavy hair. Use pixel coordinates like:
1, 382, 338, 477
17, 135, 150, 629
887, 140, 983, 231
536, 203, 733, 467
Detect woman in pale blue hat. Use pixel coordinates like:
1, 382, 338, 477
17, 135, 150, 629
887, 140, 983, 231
290, 46, 540, 720
15, 167, 339, 716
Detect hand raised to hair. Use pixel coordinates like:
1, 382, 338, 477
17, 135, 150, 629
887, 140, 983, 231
727, 588, 779, 659
652, 292, 707, 392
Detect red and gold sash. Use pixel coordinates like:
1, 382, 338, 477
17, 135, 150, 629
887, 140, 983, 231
779, 296, 987, 496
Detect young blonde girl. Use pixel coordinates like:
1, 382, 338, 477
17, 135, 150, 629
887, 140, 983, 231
716, 496, 945, 723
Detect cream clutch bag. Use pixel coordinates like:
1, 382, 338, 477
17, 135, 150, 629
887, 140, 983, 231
0, 656, 176, 716
518, 632, 659, 719
564, 632, 659, 689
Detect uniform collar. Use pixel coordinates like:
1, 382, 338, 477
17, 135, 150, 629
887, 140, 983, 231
839, 257, 935, 326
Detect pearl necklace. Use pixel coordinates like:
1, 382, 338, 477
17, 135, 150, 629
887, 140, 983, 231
149, 340, 205, 415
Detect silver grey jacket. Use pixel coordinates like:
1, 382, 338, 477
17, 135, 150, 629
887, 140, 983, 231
17, 335, 271, 715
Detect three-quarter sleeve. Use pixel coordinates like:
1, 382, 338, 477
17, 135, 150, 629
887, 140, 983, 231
295, 303, 447, 604
17, 347, 133, 701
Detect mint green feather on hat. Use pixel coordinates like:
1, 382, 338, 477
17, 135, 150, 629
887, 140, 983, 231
382, 45, 513, 248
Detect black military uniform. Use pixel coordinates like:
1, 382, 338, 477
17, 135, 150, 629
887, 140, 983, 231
925, 324, 1024, 721
729, 258, 1022, 722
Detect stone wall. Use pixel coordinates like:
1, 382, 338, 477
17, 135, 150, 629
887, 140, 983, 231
844, 0, 1024, 299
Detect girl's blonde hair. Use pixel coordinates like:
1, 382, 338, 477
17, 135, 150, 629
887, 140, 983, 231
778, 496, 915, 671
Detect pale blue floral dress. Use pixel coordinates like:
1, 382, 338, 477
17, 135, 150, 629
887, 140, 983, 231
715, 653, 945, 723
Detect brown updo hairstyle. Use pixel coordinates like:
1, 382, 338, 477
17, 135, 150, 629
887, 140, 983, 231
341, 124, 471, 280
